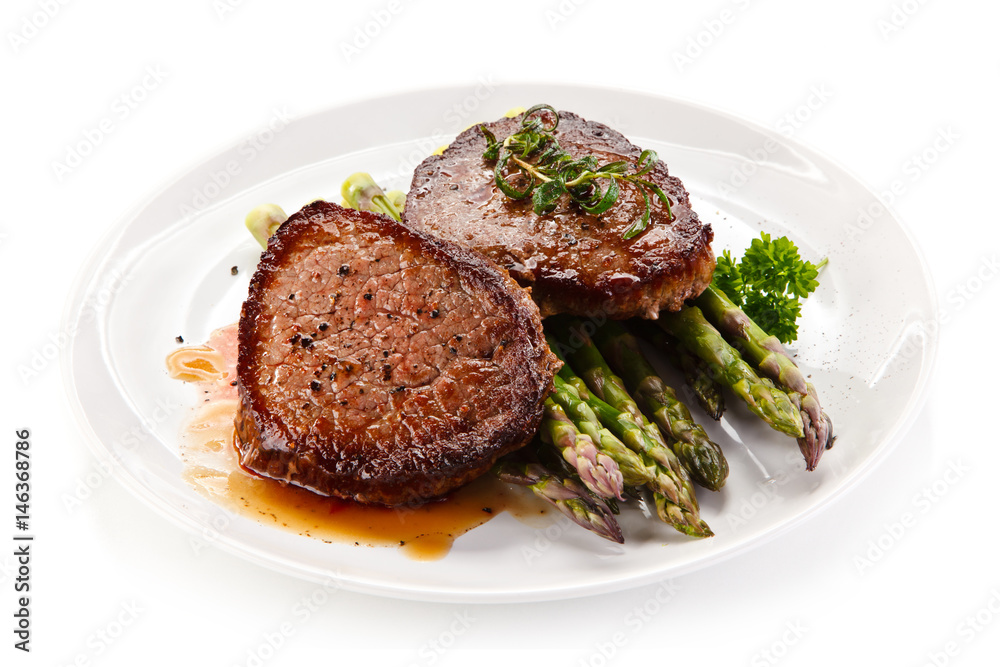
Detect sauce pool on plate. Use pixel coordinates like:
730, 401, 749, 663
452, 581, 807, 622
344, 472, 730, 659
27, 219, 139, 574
167, 324, 547, 560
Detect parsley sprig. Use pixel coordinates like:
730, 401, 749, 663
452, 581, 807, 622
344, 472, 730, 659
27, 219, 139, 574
480, 104, 674, 240
711, 232, 827, 344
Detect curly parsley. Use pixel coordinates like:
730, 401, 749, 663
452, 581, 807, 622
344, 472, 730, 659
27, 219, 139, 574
711, 232, 827, 344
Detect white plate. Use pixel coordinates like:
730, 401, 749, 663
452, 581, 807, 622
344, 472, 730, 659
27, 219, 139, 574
62, 84, 937, 602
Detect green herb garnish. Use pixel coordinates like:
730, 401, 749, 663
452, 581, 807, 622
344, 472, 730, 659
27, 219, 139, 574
480, 104, 674, 240
711, 232, 827, 344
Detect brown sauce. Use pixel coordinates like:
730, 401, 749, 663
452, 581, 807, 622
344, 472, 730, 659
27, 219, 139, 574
170, 325, 548, 560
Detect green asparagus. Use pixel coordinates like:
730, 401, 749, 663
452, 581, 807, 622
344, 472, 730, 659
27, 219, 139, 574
547, 318, 694, 490
786, 385, 835, 470
591, 320, 729, 491
340, 172, 402, 221
583, 394, 697, 510
658, 306, 804, 438
550, 375, 653, 488
540, 398, 624, 500
551, 345, 593, 400
695, 285, 834, 469
632, 321, 726, 420
554, 369, 711, 537
588, 402, 712, 537
545, 316, 644, 423
494, 459, 624, 543
245, 203, 288, 249
696, 285, 808, 394
386, 189, 406, 214
651, 493, 711, 538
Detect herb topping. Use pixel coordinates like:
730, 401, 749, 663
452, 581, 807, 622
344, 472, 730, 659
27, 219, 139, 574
480, 104, 674, 240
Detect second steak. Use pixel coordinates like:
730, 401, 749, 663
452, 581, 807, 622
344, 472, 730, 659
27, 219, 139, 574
405, 109, 715, 319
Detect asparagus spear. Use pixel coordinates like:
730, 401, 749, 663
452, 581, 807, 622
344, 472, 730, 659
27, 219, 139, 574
632, 321, 726, 420
340, 172, 402, 221
554, 372, 711, 537
545, 316, 644, 423
786, 385, 835, 470
547, 318, 693, 487
696, 286, 808, 393
494, 459, 624, 544
386, 189, 406, 214
587, 399, 712, 537
695, 285, 834, 469
549, 321, 709, 535
551, 345, 593, 400
582, 395, 696, 508
245, 203, 288, 249
591, 320, 729, 491
548, 319, 711, 537
658, 306, 805, 438
540, 398, 624, 501
550, 375, 654, 488
651, 493, 712, 537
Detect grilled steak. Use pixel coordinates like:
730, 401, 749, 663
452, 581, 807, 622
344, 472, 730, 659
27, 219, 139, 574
234, 201, 557, 506
405, 110, 715, 319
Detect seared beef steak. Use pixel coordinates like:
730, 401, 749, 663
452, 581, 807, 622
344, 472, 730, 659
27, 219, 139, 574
235, 201, 557, 505
405, 110, 715, 319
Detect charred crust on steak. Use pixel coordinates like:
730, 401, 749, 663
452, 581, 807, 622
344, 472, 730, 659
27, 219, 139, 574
234, 201, 558, 506
404, 110, 716, 319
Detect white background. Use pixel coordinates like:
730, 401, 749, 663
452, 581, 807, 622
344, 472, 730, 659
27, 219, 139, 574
3, 0, 998, 665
